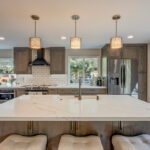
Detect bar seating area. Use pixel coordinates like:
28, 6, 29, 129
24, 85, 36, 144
1, 133, 150, 150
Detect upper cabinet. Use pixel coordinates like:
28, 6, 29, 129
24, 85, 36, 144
50, 47, 65, 74
14, 47, 32, 74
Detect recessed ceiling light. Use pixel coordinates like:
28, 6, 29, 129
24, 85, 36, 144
127, 35, 134, 39
61, 36, 67, 40
0, 37, 5, 40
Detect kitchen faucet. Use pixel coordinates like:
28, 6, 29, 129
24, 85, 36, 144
78, 77, 82, 100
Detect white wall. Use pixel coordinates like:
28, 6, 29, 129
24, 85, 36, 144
0, 49, 13, 58
65, 48, 101, 74
147, 44, 150, 102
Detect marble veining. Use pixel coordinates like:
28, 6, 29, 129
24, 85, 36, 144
0, 95, 150, 121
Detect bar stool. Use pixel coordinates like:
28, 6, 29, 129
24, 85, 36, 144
112, 134, 150, 150
58, 134, 104, 150
0, 134, 47, 150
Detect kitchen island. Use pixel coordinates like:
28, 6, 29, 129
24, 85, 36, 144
0, 95, 150, 150
0, 95, 149, 121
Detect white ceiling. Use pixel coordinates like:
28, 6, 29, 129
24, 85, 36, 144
0, 0, 150, 49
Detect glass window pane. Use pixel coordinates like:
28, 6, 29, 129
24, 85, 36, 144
69, 57, 83, 84
0, 58, 16, 86
84, 58, 98, 85
0, 58, 14, 74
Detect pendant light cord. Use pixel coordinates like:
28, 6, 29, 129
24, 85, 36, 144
35, 20, 37, 37
115, 20, 118, 37
75, 19, 77, 37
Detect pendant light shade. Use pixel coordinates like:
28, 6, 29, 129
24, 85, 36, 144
30, 37, 41, 50
30, 15, 41, 50
110, 37, 123, 49
110, 15, 123, 49
70, 37, 81, 49
70, 15, 81, 49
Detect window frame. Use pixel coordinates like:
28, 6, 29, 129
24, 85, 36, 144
68, 56, 100, 85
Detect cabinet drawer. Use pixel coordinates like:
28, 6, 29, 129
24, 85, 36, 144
82, 88, 107, 95
48, 89, 58, 94
16, 88, 25, 97
57, 88, 78, 95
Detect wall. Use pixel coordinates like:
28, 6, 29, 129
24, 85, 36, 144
147, 44, 150, 102
0, 49, 13, 58
65, 48, 101, 74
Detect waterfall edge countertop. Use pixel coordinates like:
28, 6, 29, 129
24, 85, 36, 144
0, 95, 150, 121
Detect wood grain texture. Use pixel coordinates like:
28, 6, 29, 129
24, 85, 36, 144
50, 47, 65, 74
14, 47, 32, 74
16, 88, 25, 97
0, 121, 28, 137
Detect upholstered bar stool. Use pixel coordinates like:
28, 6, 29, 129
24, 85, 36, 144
0, 134, 47, 150
112, 134, 150, 150
58, 134, 104, 150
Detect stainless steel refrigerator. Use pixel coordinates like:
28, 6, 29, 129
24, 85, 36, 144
108, 59, 138, 97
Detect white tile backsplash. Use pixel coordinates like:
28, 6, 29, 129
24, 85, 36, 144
16, 49, 67, 86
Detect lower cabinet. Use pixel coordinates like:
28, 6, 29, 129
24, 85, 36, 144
48, 88, 107, 95
16, 88, 25, 97
48, 89, 58, 94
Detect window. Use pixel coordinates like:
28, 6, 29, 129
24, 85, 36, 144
0, 58, 16, 86
0, 58, 14, 74
68, 56, 99, 85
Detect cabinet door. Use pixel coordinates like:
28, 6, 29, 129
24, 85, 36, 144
138, 46, 147, 73
14, 47, 32, 74
48, 89, 58, 94
57, 88, 78, 95
50, 47, 65, 74
16, 88, 25, 97
122, 45, 138, 59
138, 72, 147, 101
107, 46, 122, 58
82, 88, 107, 95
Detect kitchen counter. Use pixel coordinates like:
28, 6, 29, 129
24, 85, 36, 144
0, 95, 150, 121
0, 85, 106, 89
47, 85, 106, 89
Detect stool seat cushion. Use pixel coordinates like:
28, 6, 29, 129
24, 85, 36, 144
112, 134, 150, 150
58, 134, 104, 150
0, 134, 47, 150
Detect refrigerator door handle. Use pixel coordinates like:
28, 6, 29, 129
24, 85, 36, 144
123, 65, 126, 88
121, 65, 123, 88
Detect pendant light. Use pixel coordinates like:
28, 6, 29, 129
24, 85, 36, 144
70, 15, 81, 49
29, 15, 42, 50
110, 15, 123, 49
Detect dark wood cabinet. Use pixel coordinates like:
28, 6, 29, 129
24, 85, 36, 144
50, 47, 65, 74
138, 46, 147, 73
103, 44, 122, 59
122, 45, 139, 59
14, 47, 32, 74
16, 88, 25, 97
48, 88, 107, 95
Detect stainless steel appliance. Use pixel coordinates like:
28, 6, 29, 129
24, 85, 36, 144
0, 89, 15, 103
25, 86, 48, 95
108, 59, 138, 96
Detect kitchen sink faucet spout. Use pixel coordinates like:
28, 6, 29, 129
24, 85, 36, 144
78, 77, 82, 100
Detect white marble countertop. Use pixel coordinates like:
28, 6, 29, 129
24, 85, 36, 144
0, 95, 150, 121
